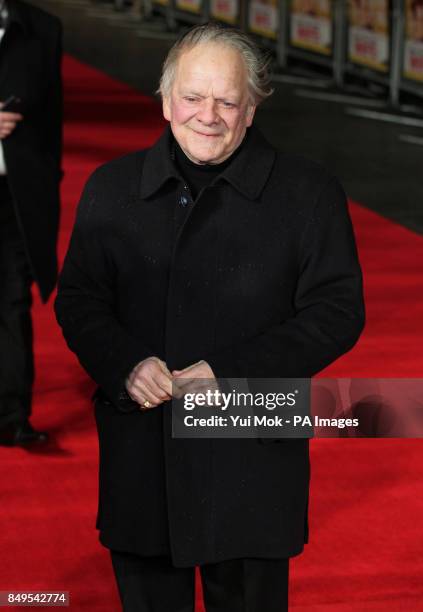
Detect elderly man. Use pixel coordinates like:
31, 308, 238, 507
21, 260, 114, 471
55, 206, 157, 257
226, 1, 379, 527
55, 23, 364, 612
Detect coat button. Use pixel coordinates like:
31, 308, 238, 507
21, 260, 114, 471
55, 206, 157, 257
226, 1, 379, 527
179, 195, 189, 207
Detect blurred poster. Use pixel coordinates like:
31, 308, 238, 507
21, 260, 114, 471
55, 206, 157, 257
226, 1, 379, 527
176, 0, 202, 13
249, 0, 278, 40
348, 0, 390, 72
290, 0, 333, 56
153, 0, 169, 5
211, 0, 239, 24
404, 0, 423, 82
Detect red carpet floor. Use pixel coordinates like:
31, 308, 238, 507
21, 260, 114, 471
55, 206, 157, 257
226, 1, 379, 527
1, 56, 423, 611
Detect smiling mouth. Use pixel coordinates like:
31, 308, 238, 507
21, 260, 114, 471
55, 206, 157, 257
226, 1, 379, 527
193, 131, 221, 138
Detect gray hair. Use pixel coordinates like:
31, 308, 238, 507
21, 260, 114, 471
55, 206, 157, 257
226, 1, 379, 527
157, 22, 274, 106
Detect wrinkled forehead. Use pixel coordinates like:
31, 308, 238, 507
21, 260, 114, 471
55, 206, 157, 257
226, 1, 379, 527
173, 42, 250, 99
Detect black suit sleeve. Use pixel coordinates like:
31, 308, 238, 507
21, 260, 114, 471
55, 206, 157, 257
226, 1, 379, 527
45, 18, 63, 179
206, 177, 365, 379
54, 171, 152, 411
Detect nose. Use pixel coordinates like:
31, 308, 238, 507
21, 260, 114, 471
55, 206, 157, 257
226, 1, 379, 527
196, 98, 219, 126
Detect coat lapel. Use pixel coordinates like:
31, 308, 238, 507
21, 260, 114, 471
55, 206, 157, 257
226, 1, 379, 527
139, 124, 276, 202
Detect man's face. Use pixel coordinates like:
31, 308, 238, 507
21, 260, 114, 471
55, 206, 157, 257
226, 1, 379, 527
162, 43, 256, 165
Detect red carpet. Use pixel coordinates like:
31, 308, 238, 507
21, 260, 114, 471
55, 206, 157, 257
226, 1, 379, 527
0, 55, 422, 610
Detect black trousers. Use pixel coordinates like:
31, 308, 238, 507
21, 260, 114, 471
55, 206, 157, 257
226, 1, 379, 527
110, 551, 289, 612
0, 176, 34, 427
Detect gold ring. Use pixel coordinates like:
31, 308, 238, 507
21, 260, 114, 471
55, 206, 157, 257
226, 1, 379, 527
143, 400, 151, 409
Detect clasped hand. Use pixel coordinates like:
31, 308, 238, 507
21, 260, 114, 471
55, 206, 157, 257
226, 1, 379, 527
0, 102, 23, 139
125, 356, 217, 411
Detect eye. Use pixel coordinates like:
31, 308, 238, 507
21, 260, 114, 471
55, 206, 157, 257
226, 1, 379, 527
184, 96, 199, 103
221, 101, 236, 109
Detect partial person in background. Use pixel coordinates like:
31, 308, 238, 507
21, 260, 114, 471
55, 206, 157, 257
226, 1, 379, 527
0, 0, 62, 446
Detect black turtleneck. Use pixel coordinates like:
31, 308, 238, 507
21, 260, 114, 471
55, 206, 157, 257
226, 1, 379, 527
174, 134, 246, 200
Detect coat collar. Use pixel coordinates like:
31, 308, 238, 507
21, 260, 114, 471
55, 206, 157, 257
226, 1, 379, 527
139, 124, 276, 201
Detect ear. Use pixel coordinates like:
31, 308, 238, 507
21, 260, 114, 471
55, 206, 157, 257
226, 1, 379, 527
162, 95, 171, 122
246, 104, 256, 127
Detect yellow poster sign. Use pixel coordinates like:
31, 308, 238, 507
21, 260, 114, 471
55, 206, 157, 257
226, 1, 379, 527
290, 0, 333, 56
211, 0, 239, 24
347, 0, 389, 72
249, 0, 278, 40
404, 0, 423, 82
176, 0, 202, 13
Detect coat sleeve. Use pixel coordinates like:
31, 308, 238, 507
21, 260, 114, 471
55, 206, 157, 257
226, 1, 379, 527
44, 17, 63, 180
206, 177, 365, 379
54, 170, 152, 411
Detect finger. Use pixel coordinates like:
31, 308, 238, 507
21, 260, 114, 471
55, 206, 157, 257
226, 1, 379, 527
131, 386, 159, 409
174, 379, 213, 397
127, 365, 140, 387
137, 357, 171, 383
173, 375, 204, 399
126, 387, 145, 405
126, 375, 158, 404
172, 381, 186, 400
172, 360, 206, 378
156, 359, 173, 378
138, 395, 156, 411
140, 361, 172, 397
127, 389, 160, 412
185, 362, 213, 379
132, 363, 171, 399
0, 125, 15, 136
176, 379, 209, 397
188, 379, 217, 398
174, 373, 213, 388
139, 403, 152, 412
172, 377, 194, 394
125, 381, 147, 405
127, 358, 154, 386
136, 397, 155, 412
153, 372, 173, 397
132, 379, 164, 406
0, 112, 23, 121
171, 364, 195, 376
146, 376, 171, 402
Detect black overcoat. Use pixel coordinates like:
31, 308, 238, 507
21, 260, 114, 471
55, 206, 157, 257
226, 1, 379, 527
55, 126, 365, 567
1, 0, 62, 301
